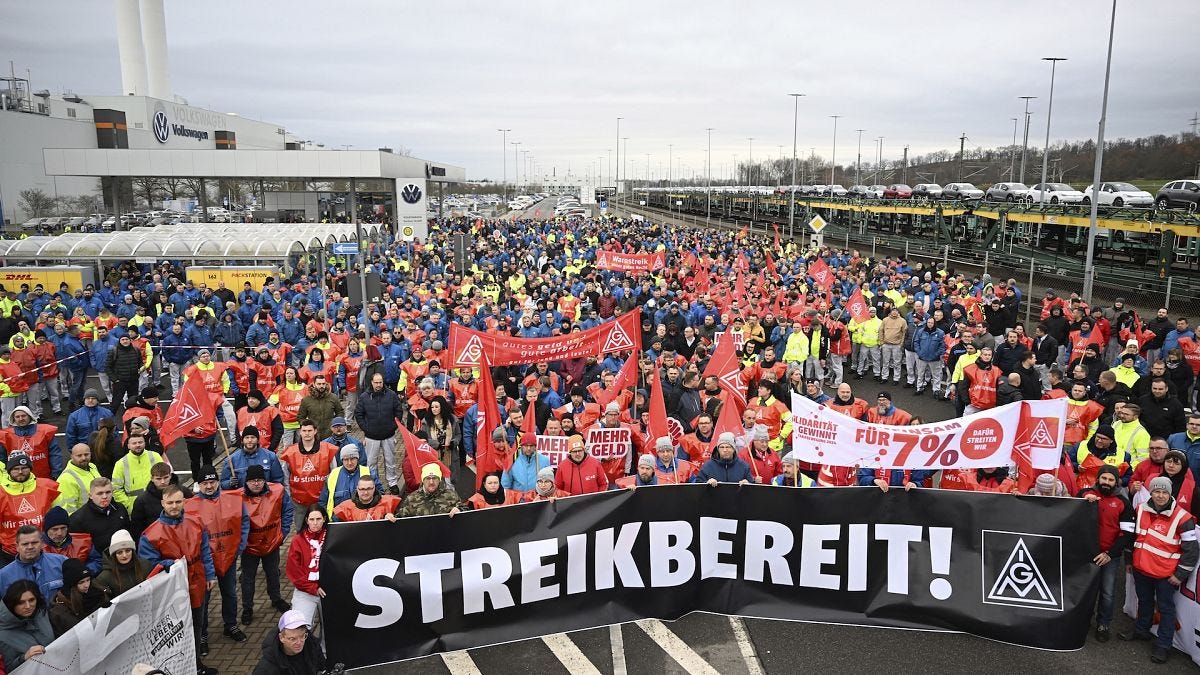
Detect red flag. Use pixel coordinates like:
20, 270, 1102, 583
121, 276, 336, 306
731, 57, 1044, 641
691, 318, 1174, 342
594, 352, 637, 407
765, 252, 777, 278
808, 256, 834, 290
647, 365, 670, 443
772, 223, 781, 251
734, 271, 746, 306
845, 288, 870, 323
737, 225, 748, 241
397, 424, 452, 493
702, 329, 747, 409
470, 355, 510, 488
708, 395, 746, 460
736, 251, 749, 272
159, 375, 217, 450
521, 395, 539, 434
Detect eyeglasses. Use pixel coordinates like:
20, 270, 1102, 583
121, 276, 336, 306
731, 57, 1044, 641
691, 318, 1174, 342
280, 630, 309, 643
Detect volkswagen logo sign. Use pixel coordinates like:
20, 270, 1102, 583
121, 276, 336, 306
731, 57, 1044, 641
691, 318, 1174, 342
152, 108, 170, 143
401, 183, 423, 204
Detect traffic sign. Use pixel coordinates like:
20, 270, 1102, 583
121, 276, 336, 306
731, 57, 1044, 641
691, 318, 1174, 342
331, 242, 360, 255
808, 214, 828, 233
400, 225, 416, 241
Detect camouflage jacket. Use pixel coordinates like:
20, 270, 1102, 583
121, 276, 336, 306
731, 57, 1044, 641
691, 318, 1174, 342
398, 485, 461, 517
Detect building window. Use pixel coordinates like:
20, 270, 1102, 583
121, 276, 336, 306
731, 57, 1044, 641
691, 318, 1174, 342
67, 108, 76, 118
135, 122, 143, 128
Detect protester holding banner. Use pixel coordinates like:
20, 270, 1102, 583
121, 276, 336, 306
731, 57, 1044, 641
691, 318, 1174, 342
1122, 476, 1200, 663
1078, 465, 1135, 643
333, 473, 401, 522
0, 578, 54, 669
522, 467, 571, 501
466, 472, 523, 508
92, 529, 151, 599
699, 433, 753, 485
397, 464, 462, 517
502, 433, 552, 493
555, 434, 609, 494
320, 445, 382, 517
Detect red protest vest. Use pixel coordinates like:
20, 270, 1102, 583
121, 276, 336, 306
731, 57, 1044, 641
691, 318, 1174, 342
1064, 398, 1104, 445
1075, 446, 1130, 490
0, 425, 57, 479
249, 360, 283, 397
43, 532, 94, 565
187, 362, 228, 396
275, 386, 306, 425
334, 494, 401, 522
817, 464, 857, 487
186, 492, 244, 577
278, 442, 338, 506
235, 483, 285, 557
654, 460, 698, 485
237, 407, 280, 449
31, 342, 58, 379
1132, 501, 1191, 579
142, 516, 207, 607
339, 353, 364, 394
465, 491, 522, 510
827, 397, 869, 421
226, 359, 251, 395
963, 363, 1000, 409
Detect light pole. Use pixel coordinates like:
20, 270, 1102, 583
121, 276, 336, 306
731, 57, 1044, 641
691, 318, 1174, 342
622, 138, 629, 195
498, 128, 510, 204
1039, 57, 1066, 205
615, 117, 622, 211
855, 129, 865, 186
706, 127, 713, 224
787, 93, 804, 239
829, 115, 841, 190
747, 137, 754, 185
1008, 118, 1018, 180
875, 137, 884, 185
1083, 1, 1116, 303
511, 141, 521, 192
1018, 96, 1037, 183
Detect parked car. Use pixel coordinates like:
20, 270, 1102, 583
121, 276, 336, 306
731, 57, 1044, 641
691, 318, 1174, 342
912, 184, 943, 199
1154, 179, 1200, 210
821, 184, 848, 197
942, 183, 984, 200
883, 184, 913, 199
867, 185, 887, 199
1025, 182, 1085, 205
847, 185, 871, 198
985, 182, 1030, 202
1081, 182, 1153, 207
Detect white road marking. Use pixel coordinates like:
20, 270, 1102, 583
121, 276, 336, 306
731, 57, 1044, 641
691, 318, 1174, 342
729, 616, 766, 675
542, 633, 603, 675
440, 650, 483, 675
610, 624, 627, 675
635, 619, 722, 675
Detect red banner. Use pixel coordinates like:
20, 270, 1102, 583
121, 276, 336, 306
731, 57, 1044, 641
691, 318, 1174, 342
448, 309, 642, 367
845, 288, 871, 323
808, 257, 834, 290
594, 250, 666, 273
159, 375, 217, 449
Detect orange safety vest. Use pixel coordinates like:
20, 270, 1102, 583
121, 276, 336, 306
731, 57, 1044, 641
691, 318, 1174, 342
186, 492, 244, 577
654, 460, 699, 485
43, 532, 94, 566
186, 362, 228, 396
465, 491, 522, 509
749, 396, 789, 440
237, 407, 280, 449
964, 363, 1000, 409
340, 353, 364, 393
827, 398, 869, 421
142, 516, 207, 607
1075, 446, 1130, 490
938, 469, 971, 490
333, 494, 401, 522
278, 442, 338, 506
249, 360, 283, 397
1132, 501, 1192, 579
0, 478, 59, 554
0, 425, 57, 479
865, 408, 913, 426
1064, 398, 1104, 445
235, 483, 285, 558
275, 385, 307, 425
521, 488, 571, 502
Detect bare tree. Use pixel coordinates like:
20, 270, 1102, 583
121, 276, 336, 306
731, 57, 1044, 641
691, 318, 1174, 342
18, 189, 57, 218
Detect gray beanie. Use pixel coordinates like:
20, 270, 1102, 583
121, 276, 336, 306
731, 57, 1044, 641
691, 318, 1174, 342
654, 436, 672, 451
717, 432, 736, 448
638, 453, 656, 469
1148, 476, 1174, 494
780, 451, 797, 465
753, 424, 770, 441
536, 466, 555, 481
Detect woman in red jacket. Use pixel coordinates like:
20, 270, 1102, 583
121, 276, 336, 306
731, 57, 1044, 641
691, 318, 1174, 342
285, 505, 327, 628
465, 472, 522, 510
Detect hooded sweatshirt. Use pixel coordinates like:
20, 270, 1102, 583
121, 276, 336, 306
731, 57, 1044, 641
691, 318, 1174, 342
0, 599, 55, 669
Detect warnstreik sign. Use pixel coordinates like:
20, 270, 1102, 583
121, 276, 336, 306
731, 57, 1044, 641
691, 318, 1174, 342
594, 249, 666, 273
447, 309, 641, 367
790, 395, 1066, 470
320, 485, 1099, 669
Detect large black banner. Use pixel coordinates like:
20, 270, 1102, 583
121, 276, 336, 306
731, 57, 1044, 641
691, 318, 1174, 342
321, 485, 1099, 669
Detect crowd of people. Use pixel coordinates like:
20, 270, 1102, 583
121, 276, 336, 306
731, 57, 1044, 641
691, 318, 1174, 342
0, 211, 1195, 670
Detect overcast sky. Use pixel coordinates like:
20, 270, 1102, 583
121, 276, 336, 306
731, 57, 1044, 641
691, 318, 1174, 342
3, 0, 1196, 182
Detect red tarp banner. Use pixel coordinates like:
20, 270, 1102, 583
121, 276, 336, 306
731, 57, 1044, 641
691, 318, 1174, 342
448, 309, 642, 367
594, 250, 666, 273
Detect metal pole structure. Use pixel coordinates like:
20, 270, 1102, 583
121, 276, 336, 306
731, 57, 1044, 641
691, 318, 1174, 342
349, 178, 368, 338
902, 145, 909, 185
1018, 96, 1036, 183
511, 141, 521, 194
1008, 119, 1018, 180
706, 127, 713, 225
788, 93, 804, 240
747, 137, 754, 185
855, 129, 864, 186
1039, 58, 1067, 205
1083, 1, 1116, 303
829, 115, 840, 189
615, 117, 622, 212
498, 129, 510, 205
876, 137, 884, 185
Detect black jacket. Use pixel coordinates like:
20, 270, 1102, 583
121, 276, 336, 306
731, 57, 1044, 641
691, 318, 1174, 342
68, 499, 132, 553
252, 629, 327, 675
1033, 335, 1058, 366
1138, 393, 1186, 440
130, 478, 193, 542
996, 382, 1023, 407
1015, 365, 1042, 402
106, 343, 143, 383
354, 386, 403, 441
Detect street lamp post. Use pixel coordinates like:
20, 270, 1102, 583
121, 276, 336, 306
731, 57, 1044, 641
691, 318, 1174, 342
855, 129, 864, 186
787, 93, 805, 239
498, 128, 510, 205
875, 137, 884, 185
1008, 118, 1018, 180
1018, 96, 1037, 183
511, 141, 521, 192
615, 117, 622, 211
706, 127, 713, 225
829, 115, 841, 190
1083, 1, 1116, 303
1039, 57, 1067, 205
747, 137, 754, 185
